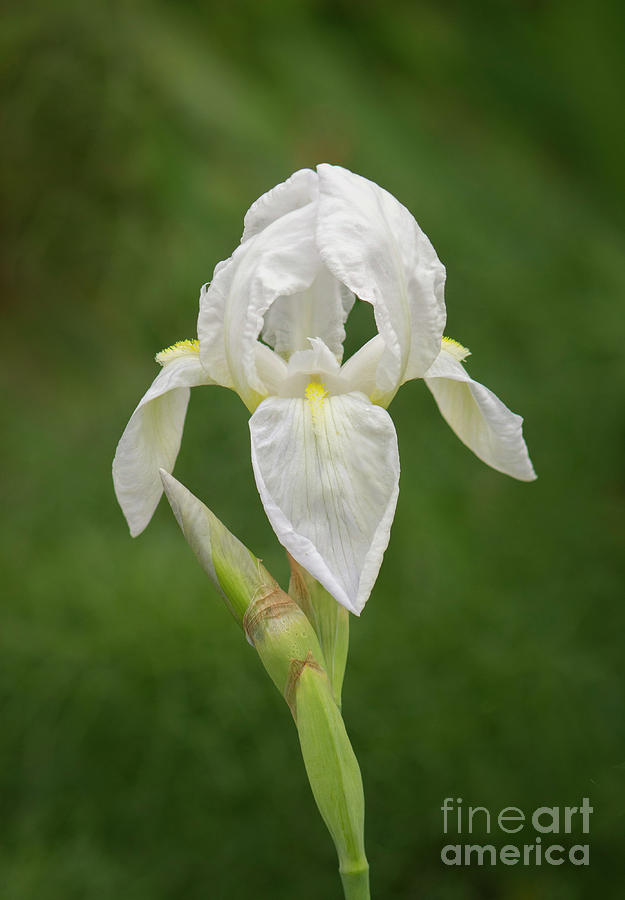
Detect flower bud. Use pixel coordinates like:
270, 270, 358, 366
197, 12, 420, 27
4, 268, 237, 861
160, 469, 274, 625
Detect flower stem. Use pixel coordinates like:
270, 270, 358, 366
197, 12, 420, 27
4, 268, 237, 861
161, 476, 371, 898
288, 555, 350, 706
340, 862, 370, 900
245, 589, 369, 899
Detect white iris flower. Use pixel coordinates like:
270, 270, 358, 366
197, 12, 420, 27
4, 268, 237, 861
113, 165, 535, 615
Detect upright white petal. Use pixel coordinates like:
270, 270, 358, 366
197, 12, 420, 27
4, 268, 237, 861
198, 202, 321, 410
113, 354, 213, 537
286, 336, 342, 378
424, 349, 536, 481
242, 168, 318, 242
340, 335, 386, 402
261, 266, 355, 361
316, 164, 447, 401
278, 337, 349, 398
249, 390, 400, 614
254, 342, 288, 396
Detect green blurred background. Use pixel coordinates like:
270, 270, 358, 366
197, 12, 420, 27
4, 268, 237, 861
2, 1, 624, 897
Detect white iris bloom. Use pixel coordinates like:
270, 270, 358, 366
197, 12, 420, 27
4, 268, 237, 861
113, 165, 536, 615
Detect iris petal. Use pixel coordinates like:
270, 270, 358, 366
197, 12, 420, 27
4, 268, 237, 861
113, 355, 213, 536
317, 164, 447, 401
249, 391, 400, 614
198, 202, 320, 409
242, 168, 318, 242
424, 349, 537, 481
261, 266, 354, 361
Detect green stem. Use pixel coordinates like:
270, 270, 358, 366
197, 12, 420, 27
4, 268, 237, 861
245, 592, 369, 899
288, 555, 350, 706
340, 862, 370, 900
161, 475, 371, 898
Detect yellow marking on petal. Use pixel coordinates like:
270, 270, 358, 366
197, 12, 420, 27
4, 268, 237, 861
305, 380, 328, 423
155, 338, 200, 366
442, 335, 471, 362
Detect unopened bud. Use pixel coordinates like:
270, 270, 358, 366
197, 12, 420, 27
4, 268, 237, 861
160, 469, 275, 625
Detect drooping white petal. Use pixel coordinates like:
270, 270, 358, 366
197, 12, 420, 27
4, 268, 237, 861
424, 349, 537, 481
316, 164, 447, 401
198, 202, 321, 410
249, 390, 400, 614
113, 354, 213, 537
261, 265, 355, 361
